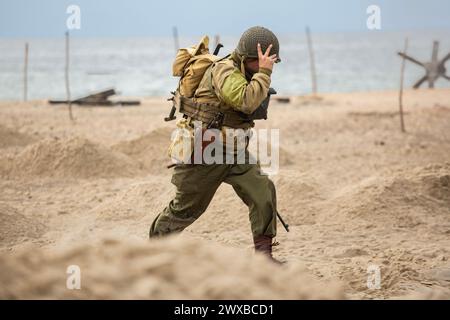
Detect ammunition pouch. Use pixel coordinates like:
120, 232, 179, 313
173, 91, 254, 129
171, 87, 276, 129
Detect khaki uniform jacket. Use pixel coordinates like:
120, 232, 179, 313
193, 51, 272, 128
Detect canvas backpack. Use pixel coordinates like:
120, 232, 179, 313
172, 36, 222, 98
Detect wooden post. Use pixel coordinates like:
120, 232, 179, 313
23, 42, 29, 102
172, 26, 180, 53
65, 31, 74, 121
399, 38, 408, 133
305, 26, 317, 95
429, 41, 439, 89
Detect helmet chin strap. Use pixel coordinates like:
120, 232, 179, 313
240, 54, 247, 75
240, 54, 257, 80
233, 51, 255, 80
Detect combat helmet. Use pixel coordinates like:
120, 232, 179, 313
236, 26, 281, 63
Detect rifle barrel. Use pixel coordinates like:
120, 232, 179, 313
277, 212, 289, 232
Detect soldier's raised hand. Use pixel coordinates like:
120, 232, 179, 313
257, 43, 278, 71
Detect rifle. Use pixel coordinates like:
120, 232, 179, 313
248, 87, 276, 120
164, 91, 177, 121
277, 212, 289, 232
213, 43, 223, 55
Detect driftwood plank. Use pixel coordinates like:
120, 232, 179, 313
74, 88, 116, 103
49, 88, 140, 106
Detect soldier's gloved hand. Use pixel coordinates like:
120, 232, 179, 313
257, 43, 278, 71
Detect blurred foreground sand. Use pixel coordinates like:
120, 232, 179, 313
0, 89, 449, 299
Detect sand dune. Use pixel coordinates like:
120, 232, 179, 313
1, 137, 141, 179
0, 236, 344, 299
0, 89, 449, 299
333, 163, 450, 226
93, 178, 174, 223
112, 127, 173, 174
0, 203, 46, 247
0, 124, 35, 149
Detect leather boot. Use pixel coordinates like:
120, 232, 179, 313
253, 235, 283, 265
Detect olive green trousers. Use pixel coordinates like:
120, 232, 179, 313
149, 162, 278, 238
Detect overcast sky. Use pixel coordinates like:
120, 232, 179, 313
1, 0, 450, 37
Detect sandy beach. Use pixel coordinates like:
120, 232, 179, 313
0, 89, 449, 299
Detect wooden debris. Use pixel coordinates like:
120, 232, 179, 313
49, 88, 140, 106
274, 97, 291, 103
306, 26, 318, 95
398, 38, 408, 133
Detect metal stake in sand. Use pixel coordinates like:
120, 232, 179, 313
65, 31, 74, 121
398, 38, 408, 133
172, 26, 180, 54
23, 42, 29, 102
306, 26, 318, 96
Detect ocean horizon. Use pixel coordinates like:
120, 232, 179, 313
1, 29, 450, 101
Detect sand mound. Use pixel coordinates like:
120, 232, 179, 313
0, 125, 34, 148
0, 236, 344, 299
279, 146, 295, 166
254, 139, 295, 167
4, 137, 142, 179
0, 156, 13, 176
113, 127, 294, 173
265, 144, 295, 167
93, 178, 173, 222
273, 171, 324, 226
334, 163, 450, 228
113, 127, 173, 174
0, 203, 46, 246
292, 95, 335, 107
394, 287, 450, 300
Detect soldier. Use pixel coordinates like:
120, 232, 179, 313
149, 26, 282, 263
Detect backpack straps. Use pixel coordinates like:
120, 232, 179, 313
174, 91, 253, 129
207, 54, 231, 99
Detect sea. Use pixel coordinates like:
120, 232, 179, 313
1, 30, 449, 100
